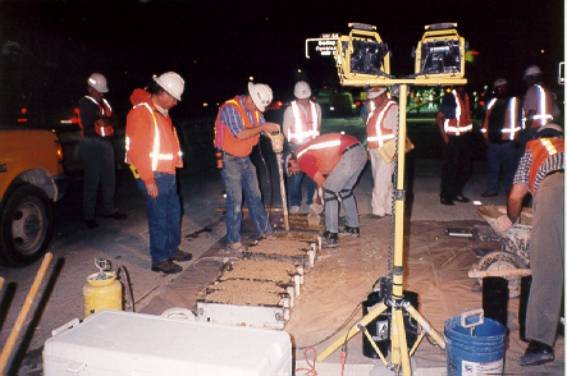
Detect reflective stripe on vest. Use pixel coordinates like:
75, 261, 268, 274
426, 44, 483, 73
133, 102, 175, 171
444, 91, 472, 135
85, 96, 112, 117
297, 139, 341, 159
289, 100, 319, 144
501, 97, 522, 141
367, 100, 396, 147
523, 84, 555, 126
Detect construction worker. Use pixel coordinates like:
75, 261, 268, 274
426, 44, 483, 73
78, 72, 126, 228
125, 72, 192, 274
287, 133, 367, 248
480, 78, 522, 197
436, 87, 473, 205
282, 81, 321, 213
364, 86, 398, 218
496, 122, 564, 366
522, 65, 560, 132
214, 82, 280, 252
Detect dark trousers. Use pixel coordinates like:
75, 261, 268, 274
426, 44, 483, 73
136, 173, 181, 265
440, 134, 472, 200
486, 142, 518, 194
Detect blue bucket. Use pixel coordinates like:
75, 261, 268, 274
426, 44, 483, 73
444, 309, 507, 376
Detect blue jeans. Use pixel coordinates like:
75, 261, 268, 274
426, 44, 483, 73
221, 154, 271, 244
136, 173, 181, 265
323, 145, 367, 233
486, 142, 517, 194
288, 172, 316, 207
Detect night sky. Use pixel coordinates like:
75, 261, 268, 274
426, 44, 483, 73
0, 0, 564, 116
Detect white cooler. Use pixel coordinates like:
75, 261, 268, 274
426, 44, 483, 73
43, 311, 292, 376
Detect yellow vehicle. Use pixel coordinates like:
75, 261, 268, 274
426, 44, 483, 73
0, 128, 65, 265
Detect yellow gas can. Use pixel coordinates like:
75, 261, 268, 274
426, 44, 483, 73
83, 271, 123, 317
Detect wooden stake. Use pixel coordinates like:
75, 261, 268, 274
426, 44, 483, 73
0, 252, 53, 374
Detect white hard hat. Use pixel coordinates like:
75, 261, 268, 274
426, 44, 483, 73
294, 81, 312, 99
153, 71, 185, 101
523, 65, 542, 79
367, 86, 387, 99
493, 78, 508, 87
87, 73, 108, 93
247, 82, 273, 112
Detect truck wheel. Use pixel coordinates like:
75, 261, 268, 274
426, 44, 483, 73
0, 184, 54, 266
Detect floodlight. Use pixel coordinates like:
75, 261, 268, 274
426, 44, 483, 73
306, 23, 391, 85
414, 23, 465, 78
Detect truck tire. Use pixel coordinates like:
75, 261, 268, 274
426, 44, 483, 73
0, 183, 54, 266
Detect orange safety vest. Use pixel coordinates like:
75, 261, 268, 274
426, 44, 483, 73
481, 97, 522, 141
526, 137, 564, 193
366, 99, 397, 149
79, 96, 114, 137
288, 100, 319, 145
125, 102, 183, 180
444, 90, 473, 135
214, 97, 261, 157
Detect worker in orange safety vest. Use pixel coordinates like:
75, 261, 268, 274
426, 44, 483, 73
78, 72, 126, 228
364, 86, 398, 218
213, 82, 280, 252
125, 72, 192, 274
496, 122, 564, 367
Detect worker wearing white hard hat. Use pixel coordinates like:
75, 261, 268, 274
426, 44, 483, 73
363, 86, 398, 217
283, 81, 321, 214
480, 77, 522, 197
125, 71, 192, 274
521, 65, 559, 130
213, 81, 281, 252
78, 72, 127, 229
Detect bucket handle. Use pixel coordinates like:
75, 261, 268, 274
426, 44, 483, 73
460, 309, 484, 329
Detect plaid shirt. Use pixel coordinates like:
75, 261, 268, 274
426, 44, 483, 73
513, 149, 565, 193
220, 95, 266, 136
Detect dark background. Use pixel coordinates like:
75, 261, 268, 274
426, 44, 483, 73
0, 0, 564, 122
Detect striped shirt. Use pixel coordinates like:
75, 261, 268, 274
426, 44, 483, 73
220, 95, 266, 136
513, 149, 565, 193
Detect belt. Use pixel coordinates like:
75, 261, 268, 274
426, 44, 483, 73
342, 143, 360, 155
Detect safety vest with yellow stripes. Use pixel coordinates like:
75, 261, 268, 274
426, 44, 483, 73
527, 137, 564, 193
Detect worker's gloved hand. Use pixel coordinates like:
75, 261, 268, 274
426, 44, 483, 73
494, 214, 513, 234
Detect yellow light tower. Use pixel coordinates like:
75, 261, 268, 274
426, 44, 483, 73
306, 22, 467, 375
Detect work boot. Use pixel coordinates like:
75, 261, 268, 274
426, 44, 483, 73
170, 249, 193, 262
321, 231, 338, 248
151, 259, 182, 274
440, 197, 454, 206
339, 225, 360, 237
289, 205, 301, 214
520, 341, 555, 366
454, 194, 470, 203
226, 242, 247, 252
